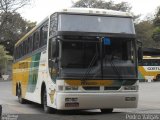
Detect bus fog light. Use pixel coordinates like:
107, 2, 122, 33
65, 86, 78, 90
124, 86, 138, 90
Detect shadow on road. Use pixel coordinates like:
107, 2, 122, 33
56, 110, 121, 115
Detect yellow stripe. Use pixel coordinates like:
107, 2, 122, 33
65, 80, 114, 86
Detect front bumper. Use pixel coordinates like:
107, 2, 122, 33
56, 92, 138, 110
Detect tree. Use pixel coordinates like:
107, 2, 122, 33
0, 0, 34, 55
0, 12, 36, 55
135, 20, 160, 49
0, 0, 31, 13
72, 0, 132, 12
0, 0, 32, 34
152, 7, 160, 42
0, 45, 12, 74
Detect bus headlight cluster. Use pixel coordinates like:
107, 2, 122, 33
124, 85, 138, 90
58, 85, 78, 91
65, 86, 78, 90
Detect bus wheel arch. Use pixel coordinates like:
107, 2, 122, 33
41, 82, 46, 105
41, 82, 55, 113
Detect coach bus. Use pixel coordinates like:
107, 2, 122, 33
139, 56, 160, 82
12, 8, 141, 113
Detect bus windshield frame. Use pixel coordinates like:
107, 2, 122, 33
57, 36, 137, 80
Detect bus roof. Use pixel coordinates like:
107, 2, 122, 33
15, 8, 132, 47
57, 8, 132, 17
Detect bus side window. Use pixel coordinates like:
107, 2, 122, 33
20, 43, 23, 57
28, 36, 33, 52
40, 21, 48, 47
33, 31, 40, 51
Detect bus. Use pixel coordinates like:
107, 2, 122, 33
139, 56, 160, 82
12, 8, 141, 113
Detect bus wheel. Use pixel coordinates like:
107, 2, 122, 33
17, 86, 25, 104
43, 89, 55, 113
101, 108, 113, 113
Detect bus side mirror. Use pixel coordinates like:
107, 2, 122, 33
138, 47, 143, 62
51, 40, 59, 61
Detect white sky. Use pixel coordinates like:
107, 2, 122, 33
19, 0, 160, 23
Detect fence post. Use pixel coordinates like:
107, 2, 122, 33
0, 105, 2, 120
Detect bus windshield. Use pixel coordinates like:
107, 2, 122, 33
60, 36, 136, 79
58, 14, 135, 34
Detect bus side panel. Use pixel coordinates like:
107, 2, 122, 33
25, 51, 49, 104
12, 57, 32, 98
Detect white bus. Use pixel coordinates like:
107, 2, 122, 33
12, 8, 140, 113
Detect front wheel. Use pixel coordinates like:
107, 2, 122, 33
101, 108, 113, 113
43, 89, 56, 113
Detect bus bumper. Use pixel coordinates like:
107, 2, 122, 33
56, 92, 138, 110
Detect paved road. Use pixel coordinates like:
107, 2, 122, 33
0, 81, 160, 120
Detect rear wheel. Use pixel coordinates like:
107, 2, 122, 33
101, 108, 113, 113
17, 86, 25, 104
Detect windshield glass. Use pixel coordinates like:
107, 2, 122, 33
58, 14, 135, 34
60, 36, 136, 79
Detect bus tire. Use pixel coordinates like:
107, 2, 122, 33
101, 108, 113, 113
17, 86, 25, 104
43, 88, 55, 113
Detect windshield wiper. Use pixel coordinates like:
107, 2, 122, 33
81, 44, 98, 80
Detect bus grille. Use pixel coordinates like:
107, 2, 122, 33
104, 86, 120, 90
83, 86, 100, 90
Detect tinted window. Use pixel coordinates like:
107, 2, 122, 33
33, 31, 40, 50
40, 21, 48, 47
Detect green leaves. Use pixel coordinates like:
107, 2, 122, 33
72, 0, 132, 12
152, 7, 160, 42
0, 12, 36, 55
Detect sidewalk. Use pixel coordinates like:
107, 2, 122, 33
0, 78, 11, 82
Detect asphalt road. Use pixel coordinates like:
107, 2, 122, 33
0, 80, 160, 120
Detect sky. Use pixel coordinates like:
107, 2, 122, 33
19, 0, 160, 23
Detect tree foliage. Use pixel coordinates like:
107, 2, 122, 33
0, 0, 31, 13
135, 20, 160, 48
0, 0, 35, 55
0, 45, 7, 72
152, 7, 160, 42
72, 0, 132, 12
0, 12, 36, 55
